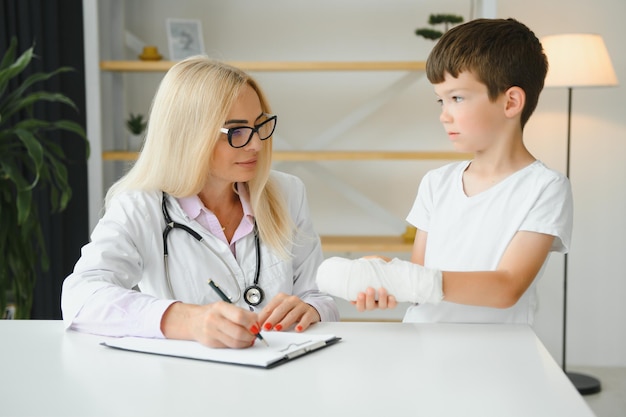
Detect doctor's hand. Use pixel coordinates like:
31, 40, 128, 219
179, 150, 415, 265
161, 301, 262, 349
352, 287, 398, 312
258, 293, 321, 333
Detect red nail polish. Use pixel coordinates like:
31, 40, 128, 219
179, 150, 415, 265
250, 325, 259, 334
274, 324, 283, 331
296, 325, 303, 332
264, 322, 272, 330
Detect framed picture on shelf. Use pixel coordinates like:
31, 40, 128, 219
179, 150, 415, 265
166, 18, 205, 61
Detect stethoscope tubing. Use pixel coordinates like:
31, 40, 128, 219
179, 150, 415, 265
161, 192, 261, 305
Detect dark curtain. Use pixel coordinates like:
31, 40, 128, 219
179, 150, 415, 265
1, 0, 89, 319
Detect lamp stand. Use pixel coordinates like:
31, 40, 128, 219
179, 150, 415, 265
562, 86, 601, 396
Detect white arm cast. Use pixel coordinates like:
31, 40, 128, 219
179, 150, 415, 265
316, 257, 443, 304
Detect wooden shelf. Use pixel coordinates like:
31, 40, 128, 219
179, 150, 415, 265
100, 60, 426, 73
102, 151, 138, 161
102, 150, 470, 162
320, 235, 413, 252
272, 150, 470, 161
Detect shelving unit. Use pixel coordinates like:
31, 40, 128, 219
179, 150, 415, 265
93, 59, 470, 253
82, 0, 506, 324
100, 60, 427, 72
103, 150, 467, 162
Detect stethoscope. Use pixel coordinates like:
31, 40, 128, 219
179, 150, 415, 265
161, 192, 265, 307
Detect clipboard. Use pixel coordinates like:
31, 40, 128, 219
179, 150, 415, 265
101, 331, 341, 369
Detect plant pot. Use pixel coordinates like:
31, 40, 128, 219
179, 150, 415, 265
128, 133, 144, 151
2, 291, 15, 320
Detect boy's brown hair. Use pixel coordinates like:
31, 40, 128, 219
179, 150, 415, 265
426, 18, 548, 128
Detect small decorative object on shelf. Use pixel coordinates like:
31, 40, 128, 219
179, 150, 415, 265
138, 45, 162, 61
166, 18, 205, 61
415, 14, 464, 40
126, 113, 147, 151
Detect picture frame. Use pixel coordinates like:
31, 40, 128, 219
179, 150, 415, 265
166, 18, 205, 61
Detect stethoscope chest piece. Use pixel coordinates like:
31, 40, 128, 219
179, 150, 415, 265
244, 285, 264, 306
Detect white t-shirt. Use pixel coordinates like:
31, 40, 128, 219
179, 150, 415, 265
404, 160, 573, 324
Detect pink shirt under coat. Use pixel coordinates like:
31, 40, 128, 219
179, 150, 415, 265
177, 183, 255, 257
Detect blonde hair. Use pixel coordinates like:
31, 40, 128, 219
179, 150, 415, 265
106, 56, 293, 257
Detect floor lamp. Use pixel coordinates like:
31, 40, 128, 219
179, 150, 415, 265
540, 33, 619, 395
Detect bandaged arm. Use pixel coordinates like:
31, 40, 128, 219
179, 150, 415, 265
316, 257, 443, 304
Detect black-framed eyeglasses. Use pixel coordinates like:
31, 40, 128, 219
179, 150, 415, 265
219, 114, 277, 148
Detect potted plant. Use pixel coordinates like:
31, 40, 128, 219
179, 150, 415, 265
126, 112, 147, 151
415, 14, 464, 40
0, 37, 89, 319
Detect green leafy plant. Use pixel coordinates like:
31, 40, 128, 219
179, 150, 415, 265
0, 37, 89, 318
415, 14, 464, 40
126, 113, 147, 135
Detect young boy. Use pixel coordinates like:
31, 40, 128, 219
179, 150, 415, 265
316, 18, 573, 324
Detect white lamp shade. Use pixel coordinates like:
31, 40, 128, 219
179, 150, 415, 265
541, 33, 619, 88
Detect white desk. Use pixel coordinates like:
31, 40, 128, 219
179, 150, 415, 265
0, 321, 594, 417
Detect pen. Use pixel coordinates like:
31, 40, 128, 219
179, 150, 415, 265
207, 279, 269, 347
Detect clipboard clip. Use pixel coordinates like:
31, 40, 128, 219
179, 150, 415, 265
284, 340, 327, 359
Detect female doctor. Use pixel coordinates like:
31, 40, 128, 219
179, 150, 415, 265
61, 56, 339, 348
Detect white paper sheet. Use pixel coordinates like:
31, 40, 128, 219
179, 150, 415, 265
101, 331, 340, 368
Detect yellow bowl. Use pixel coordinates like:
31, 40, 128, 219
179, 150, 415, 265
139, 46, 162, 61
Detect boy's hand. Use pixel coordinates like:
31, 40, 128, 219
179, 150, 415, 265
352, 287, 398, 311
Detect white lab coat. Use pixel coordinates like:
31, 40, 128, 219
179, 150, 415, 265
61, 171, 339, 337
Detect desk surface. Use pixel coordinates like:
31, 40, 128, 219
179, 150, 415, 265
0, 321, 593, 417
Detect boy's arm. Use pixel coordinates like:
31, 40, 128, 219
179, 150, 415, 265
411, 229, 428, 266
440, 231, 554, 308
318, 230, 554, 310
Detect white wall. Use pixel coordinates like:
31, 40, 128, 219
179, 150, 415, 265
498, 0, 626, 368
94, 0, 626, 367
